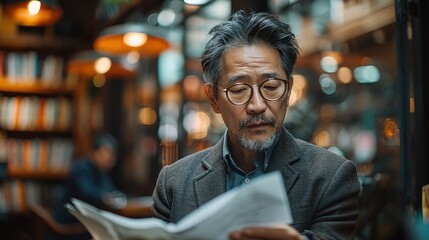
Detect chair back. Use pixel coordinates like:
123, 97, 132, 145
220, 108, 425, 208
27, 204, 87, 239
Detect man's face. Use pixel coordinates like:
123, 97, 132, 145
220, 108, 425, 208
204, 44, 292, 151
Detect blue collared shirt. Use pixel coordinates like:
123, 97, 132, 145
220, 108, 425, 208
222, 130, 281, 190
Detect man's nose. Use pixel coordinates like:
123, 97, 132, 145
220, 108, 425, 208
246, 86, 267, 114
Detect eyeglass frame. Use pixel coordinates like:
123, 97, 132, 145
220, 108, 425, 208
215, 77, 291, 105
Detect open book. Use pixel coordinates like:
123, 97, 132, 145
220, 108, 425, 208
67, 171, 293, 240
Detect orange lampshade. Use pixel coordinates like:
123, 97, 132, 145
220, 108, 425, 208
94, 23, 170, 56
4, 0, 62, 26
67, 51, 137, 78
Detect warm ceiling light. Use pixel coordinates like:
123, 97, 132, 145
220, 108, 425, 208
67, 51, 136, 78
4, 0, 62, 26
184, 0, 210, 5
94, 23, 170, 56
28, 0, 41, 15
123, 32, 148, 47
94, 57, 112, 74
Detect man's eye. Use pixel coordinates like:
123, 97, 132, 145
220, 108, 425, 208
263, 85, 279, 91
229, 86, 248, 94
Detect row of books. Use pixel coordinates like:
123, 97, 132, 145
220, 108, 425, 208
6, 138, 74, 172
0, 96, 74, 131
0, 51, 65, 86
0, 180, 63, 213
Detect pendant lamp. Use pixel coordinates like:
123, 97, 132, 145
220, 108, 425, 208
4, 0, 62, 26
93, 23, 170, 56
67, 51, 137, 78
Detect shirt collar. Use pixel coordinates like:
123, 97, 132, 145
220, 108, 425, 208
222, 129, 282, 172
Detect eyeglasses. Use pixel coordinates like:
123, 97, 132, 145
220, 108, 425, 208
216, 78, 290, 105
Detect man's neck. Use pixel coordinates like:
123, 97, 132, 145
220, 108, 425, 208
228, 139, 260, 173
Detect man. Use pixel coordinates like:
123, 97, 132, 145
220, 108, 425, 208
152, 10, 360, 240
50, 133, 125, 239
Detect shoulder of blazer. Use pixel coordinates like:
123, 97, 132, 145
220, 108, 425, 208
165, 137, 224, 173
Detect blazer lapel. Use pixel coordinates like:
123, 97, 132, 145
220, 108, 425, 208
194, 139, 227, 207
267, 129, 300, 193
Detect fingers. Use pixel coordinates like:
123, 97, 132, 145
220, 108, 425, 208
229, 225, 304, 240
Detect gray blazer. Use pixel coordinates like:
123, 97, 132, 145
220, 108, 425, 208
152, 129, 360, 240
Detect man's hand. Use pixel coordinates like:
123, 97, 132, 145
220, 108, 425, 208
103, 191, 127, 209
229, 224, 305, 240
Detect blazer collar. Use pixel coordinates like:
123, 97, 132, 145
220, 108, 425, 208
194, 138, 227, 207
193, 128, 301, 206
266, 128, 301, 193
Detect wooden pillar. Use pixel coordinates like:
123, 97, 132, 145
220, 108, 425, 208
410, 0, 429, 212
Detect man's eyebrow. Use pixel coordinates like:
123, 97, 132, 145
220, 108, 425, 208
262, 73, 281, 78
228, 75, 247, 82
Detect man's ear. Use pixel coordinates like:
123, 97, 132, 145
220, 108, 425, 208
287, 77, 294, 97
204, 83, 220, 113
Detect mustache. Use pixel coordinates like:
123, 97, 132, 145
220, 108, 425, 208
239, 115, 275, 129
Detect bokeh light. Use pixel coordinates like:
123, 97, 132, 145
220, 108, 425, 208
123, 32, 147, 47
94, 57, 111, 74
183, 110, 211, 139
337, 67, 353, 84
289, 74, 307, 106
314, 130, 331, 147
319, 74, 337, 95
384, 118, 398, 139
158, 123, 178, 141
354, 65, 381, 83
93, 74, 106, 88
139, 107, 157, 125
320, 56, 338, 73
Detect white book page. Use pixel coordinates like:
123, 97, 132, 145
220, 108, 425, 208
66, 203, 116, 240
174, 171, 293, 240
69, 171, 292, 240
100, 211, 173, 240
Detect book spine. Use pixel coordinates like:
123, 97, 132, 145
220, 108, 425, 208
6, 138, 73, 173
0, 96, 73, 131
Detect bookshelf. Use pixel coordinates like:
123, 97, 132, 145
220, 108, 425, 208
0, 44, 79, 215
0, 78, 75, 95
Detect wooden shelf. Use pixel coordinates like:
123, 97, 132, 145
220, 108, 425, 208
0, 78, 75, 96
297, 1, 395, 56
0, 34, 87, 53
2, 129, 72, 136
0, 23, 84, 219
8, 169, 68, 180
326, 3, 395, 44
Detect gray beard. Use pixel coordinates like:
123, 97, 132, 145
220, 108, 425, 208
238, 133, 276, 151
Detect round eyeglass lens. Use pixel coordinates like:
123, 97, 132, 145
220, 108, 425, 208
226, 84, 252, 104
260, 78, 286, 100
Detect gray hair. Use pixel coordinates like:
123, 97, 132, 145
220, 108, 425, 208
201, 10, 300, 96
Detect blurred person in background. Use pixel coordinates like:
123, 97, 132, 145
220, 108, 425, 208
49, 133, 125, 240
152, 10, 360, 240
